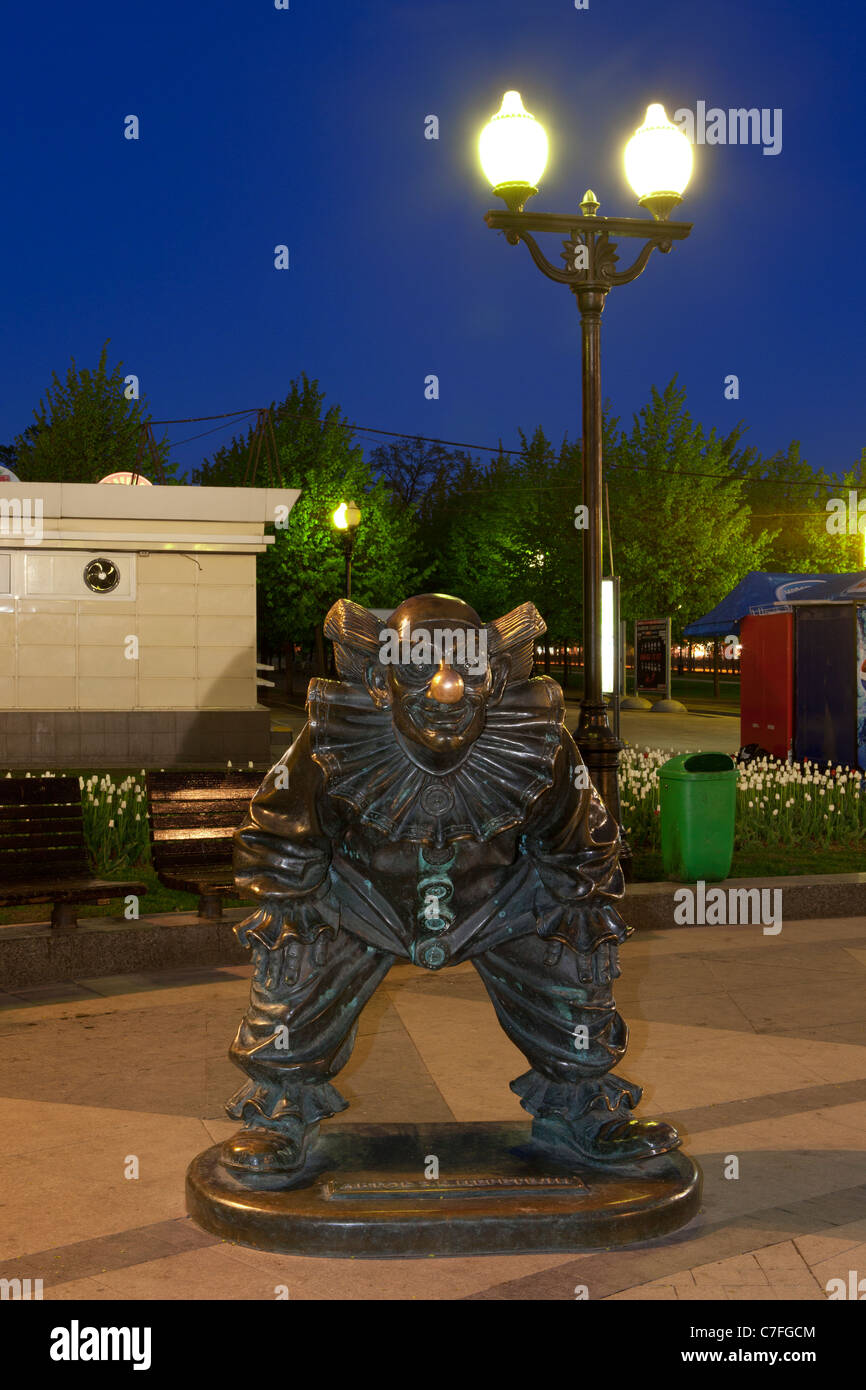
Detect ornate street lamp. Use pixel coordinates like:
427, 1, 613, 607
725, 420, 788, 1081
479, 94, 693, 823
332, 500, 362, 599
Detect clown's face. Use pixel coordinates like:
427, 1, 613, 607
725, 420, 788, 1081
387, 648, 494, 760
365, 601, 509, 772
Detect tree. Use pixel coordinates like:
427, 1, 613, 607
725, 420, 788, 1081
605, 379, 773, 637
196, 376, 424, 666
12, 342, 174, 483
735, 440, 864, 574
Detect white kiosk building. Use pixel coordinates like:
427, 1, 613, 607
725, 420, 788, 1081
0, 481, 299, 767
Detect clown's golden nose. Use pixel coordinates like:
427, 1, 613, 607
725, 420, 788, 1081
429, 662, 465, 704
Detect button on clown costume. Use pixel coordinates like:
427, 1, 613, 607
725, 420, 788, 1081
222, 594, 679, 1177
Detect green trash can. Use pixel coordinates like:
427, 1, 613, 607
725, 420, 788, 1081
659, 752, 737, 882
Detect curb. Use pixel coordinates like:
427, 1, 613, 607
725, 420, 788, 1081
0, 910, 250, 993
2, 874, 864, 991
625, 872, 866, 932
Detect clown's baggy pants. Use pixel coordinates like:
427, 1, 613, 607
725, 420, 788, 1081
226, 925, 643, 1135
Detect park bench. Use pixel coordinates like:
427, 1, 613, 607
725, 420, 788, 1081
0, 777, 148, 929
146, 770, 262, 920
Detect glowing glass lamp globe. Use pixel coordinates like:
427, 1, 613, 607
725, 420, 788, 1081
624, 103, 693, 221
332, 500, 361, 531
479, 91, 548, 213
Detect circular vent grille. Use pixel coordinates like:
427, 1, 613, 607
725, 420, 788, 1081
83, 557, 121, 594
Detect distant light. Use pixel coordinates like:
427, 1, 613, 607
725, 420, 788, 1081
333, 500, 361, 531
98, 471, 153, 485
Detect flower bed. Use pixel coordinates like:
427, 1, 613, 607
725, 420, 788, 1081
6, 753, 864, 882
619, 748, 866, 853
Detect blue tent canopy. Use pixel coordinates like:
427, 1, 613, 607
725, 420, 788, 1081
683, 571, 866, 640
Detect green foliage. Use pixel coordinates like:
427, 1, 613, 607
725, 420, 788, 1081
606, 380, 772, 638
620, 748, 866, 856
401, 430, 585, 633
195, 376, 424, 651
12, 342, 174, 483
734, 440, 864, 573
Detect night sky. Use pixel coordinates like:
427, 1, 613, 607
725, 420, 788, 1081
2, 0, 863, 478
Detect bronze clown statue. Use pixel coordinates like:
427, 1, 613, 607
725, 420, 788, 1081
219, 593, 681, 1181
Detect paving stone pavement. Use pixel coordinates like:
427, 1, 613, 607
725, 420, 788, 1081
0, 915, 864, 1301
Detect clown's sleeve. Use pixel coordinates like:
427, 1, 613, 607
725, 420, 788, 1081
520, 726, 632, 974
232, 724, 340, 950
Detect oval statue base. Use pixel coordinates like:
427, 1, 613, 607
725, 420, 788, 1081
186, 1121, 702, 1259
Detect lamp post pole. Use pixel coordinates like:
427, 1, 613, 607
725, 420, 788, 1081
343, 533, 354, 600
479, 97, 694, 823
576, 276, 614, 811
332, 500, 362, 600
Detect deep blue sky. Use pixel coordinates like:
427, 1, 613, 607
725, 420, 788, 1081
2, 0, 863, 478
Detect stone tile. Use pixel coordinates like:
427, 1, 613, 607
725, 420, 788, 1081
689, 1252, 769, 1289
214, 1238, 580, 1302
387, 992, 527, 1122
606, 1284, 682, 1299
625, 1020, 866, 1114
721, 979, 866, 1034
674, 1079, 866, 1137
782, 1186, 866, 1227
0, 1105, 213, 1259
45, 1276, 118, 1300
9, 981, 103, 1005
335, 1015, 456, 1123
752, 1239, 820, 1285
795, 1220, 866, 1266
734, 1285, 825, 1301
809, 1244, 866, 1294
0, 1217, 218, 1287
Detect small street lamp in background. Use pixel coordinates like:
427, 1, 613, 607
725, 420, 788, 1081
332, 499, 362, 598
478, 93, 694, 823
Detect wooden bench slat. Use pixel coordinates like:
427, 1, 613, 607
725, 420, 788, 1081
0, 879, 148, 906
0, 846, 86, 861
158, 872, 237, 893
151, 787, 259, 804
0, 803, 83, 824
150, 801, 251, 819
0, 778, 82, 806
153, 856, 234, 875
0, 865, 85, 884
150, 828, 234, 850
0, 832, 86, 852
148, 822, 237, 834
144, 771, 257, 916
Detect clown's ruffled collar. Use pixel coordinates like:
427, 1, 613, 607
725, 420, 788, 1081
308, 676, 563, 846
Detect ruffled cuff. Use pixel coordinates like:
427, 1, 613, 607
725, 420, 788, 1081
534, 892, 632, 954
234, 879, 341, 950
225, 1078, 348, 1128
511, 1069, 642, 1120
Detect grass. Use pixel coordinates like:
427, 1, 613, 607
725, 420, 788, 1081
0, 864, 256, 927
630, 841, 866, 883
